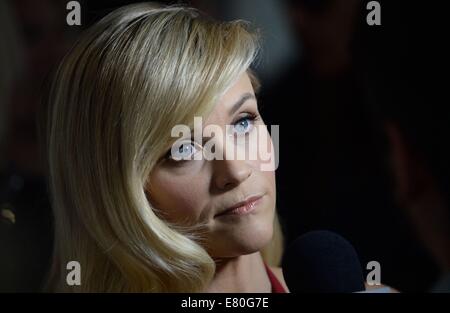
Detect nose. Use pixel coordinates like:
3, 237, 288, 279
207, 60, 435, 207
212, 158, 252, 191
212, 135, 253, 190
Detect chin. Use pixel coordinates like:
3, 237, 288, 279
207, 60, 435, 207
209, 217, 274, 258
235, 230, 274, 256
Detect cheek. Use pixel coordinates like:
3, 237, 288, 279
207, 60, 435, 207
250, 126, 277, 198
263, 169, 276, 190
148, 172, 208, 223
249, 125, 277, 173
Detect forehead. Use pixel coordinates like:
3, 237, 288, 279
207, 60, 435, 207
204, 72, 255, 124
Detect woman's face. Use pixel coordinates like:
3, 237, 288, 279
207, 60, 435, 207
147, 72, 276, 258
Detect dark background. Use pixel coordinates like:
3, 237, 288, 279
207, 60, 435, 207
0, 0, 445, 292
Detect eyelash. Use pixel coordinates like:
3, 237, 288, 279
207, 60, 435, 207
164, 112, 260, 162
233, 112, 259, 130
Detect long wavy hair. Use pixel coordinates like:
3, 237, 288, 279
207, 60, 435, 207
42, 2, 283, 292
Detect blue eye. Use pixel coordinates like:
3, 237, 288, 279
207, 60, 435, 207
168, 141, 199, 161
233, 114, 257, 135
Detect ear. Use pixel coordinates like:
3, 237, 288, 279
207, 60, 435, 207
385, 122, 411, 204
385, 122, 450, 271
384, 122, 430, 206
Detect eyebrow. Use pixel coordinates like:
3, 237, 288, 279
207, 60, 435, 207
228, 93, 256, 116
178, 93, 257, 146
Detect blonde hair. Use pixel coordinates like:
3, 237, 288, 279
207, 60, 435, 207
43, 2, 283, 292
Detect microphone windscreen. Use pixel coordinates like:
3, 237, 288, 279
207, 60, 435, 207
282, 230, 365, 292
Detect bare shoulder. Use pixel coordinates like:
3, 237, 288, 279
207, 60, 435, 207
269, 267, 290, 293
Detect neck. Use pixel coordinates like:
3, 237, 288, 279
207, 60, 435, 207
206, 252, 271, 293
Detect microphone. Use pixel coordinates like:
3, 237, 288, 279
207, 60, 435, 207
282, 230, 365, 293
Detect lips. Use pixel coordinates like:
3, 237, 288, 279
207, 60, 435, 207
215, 194, 264, 217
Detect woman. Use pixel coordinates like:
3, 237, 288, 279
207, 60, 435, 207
43, 2, 287, 292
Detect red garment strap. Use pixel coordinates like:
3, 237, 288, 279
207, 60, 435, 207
264, 263, 287, 293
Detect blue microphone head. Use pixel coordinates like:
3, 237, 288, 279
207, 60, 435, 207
282, 230, 365, 293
